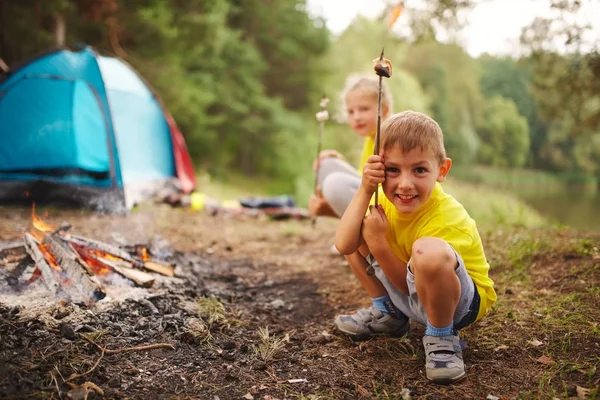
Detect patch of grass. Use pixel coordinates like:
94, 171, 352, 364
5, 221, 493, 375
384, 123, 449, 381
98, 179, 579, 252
443, 178, 548, 228
253, 326, 293, 363
197, 296, 227, 326
565, 238, 600, 257
184, 317, 212, 343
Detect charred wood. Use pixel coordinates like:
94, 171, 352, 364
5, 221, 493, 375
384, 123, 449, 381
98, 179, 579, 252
23, 233, 61, 294
0, 241, 26, 266
42, 234, 106, 301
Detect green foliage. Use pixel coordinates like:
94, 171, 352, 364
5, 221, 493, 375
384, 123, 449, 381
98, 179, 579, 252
1, 0, 598, 201
477, 96, 530, 168
520, 1, 600, 179
443, 178, 547, 228
403, 41, 483, 164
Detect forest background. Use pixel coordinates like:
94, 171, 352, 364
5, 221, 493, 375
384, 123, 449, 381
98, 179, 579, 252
1, 0, 599, 230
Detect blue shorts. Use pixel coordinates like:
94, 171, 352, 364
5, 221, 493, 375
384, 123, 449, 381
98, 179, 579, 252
367, 249, 480, 330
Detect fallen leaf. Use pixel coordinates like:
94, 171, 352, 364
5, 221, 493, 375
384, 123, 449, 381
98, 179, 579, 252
400, 388, 411, 399
243, 393, 254, 400
536, 355, 556, 366
355, 384, 370, 397
528, 339, 544, 347
576, 386, 591, 399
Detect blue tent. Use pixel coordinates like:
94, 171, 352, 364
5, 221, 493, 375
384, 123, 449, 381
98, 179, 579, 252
0, 45, 196, 211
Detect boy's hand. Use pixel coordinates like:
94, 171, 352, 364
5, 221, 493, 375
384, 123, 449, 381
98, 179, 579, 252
361, 154, 385, 194
362, 204, 388, 248
313, 150, 344, 171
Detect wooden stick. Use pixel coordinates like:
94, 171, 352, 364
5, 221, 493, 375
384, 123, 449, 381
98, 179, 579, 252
374, 49, 385, 206
143, 260, 175, 277
91, 256, 155, 287
65, 350, 104, 382
81, 334, 175, 354
313, 95, 329, 226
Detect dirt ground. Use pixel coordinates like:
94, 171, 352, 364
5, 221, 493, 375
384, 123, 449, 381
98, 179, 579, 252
0, 204, 599, 400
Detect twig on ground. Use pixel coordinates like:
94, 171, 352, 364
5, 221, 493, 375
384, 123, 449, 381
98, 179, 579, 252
81, 333, 175, 354
42, 349, 67, 361
65, 349, 105, 382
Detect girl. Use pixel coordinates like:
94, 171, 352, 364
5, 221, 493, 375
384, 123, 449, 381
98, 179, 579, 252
309, 75, 393, 219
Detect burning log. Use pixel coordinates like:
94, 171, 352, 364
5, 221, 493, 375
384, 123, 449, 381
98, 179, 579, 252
91, 256, 155, 287
66, 234, 139, 265
23, 233, 61, 294
42, 233, 106, 301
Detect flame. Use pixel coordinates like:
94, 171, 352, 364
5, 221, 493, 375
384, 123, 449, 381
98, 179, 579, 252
38, 243, 62, 272
71, 244, 130, 276
138, 246, 149, 261
31, 203, 55, 233
27, 268, 41, 284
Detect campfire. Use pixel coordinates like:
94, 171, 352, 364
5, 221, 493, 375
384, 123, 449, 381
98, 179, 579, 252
0, 206, 175, 303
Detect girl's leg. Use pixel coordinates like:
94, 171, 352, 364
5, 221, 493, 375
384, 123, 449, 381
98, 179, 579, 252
318, 158, 360, 217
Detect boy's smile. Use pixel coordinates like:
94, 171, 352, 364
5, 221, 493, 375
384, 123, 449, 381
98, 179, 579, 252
382, 146, 451, 214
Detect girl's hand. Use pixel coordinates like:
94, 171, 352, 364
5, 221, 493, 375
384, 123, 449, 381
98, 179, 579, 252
313, 150, 344, 171
362, 204, 388, 248
360, 154, 385, 194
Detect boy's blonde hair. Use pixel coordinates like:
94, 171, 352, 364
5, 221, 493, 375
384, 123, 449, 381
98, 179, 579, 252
381, 111, 447, 165
339, 74, 393, 120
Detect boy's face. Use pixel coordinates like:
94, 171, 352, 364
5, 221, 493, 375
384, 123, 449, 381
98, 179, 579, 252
345, 91, 387, 138
382, 145, 451, 214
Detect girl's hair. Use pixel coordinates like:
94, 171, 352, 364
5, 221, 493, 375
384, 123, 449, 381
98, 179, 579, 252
381, 110, 447, 165
338, 74, 393, 120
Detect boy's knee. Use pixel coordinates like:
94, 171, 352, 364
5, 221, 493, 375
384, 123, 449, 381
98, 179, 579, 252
410, 237, 456, 275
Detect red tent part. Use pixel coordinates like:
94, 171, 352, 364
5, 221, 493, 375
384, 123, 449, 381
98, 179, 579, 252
164, 111, 197, 193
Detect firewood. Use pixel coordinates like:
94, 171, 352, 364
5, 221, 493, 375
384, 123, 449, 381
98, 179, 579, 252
23, 233, 61, 294
143, 261, 175, 277
43, 233, 106, 301
66, 234, 139, 265
91, 256, 155, 287
0, 241, 26, 266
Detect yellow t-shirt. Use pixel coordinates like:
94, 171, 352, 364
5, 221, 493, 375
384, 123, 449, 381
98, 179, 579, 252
358, 136, 375, 173
378, 182, 497, 321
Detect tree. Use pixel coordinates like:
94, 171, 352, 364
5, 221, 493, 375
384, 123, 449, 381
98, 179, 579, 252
404, 41, 483, 163
478, 55, 541, 165
477, 96, 530, 168
520, 0, 600, 178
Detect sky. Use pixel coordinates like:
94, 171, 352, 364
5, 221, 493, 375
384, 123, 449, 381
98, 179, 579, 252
305, 0, 600, 57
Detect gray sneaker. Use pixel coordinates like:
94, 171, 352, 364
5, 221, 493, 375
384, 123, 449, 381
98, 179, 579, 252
423, 334, 466, 384
334, 307, 410, 340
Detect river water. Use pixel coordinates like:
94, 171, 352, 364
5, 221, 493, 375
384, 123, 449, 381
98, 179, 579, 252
516, 190, 600, 232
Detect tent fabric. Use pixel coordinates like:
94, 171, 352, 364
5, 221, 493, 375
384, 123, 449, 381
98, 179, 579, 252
0, 45, 196, 211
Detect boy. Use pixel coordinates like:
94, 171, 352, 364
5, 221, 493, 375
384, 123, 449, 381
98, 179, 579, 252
334, 111, 497, 384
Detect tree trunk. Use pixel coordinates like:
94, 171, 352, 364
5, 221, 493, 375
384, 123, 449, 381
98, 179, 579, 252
55, 13, 66, 47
